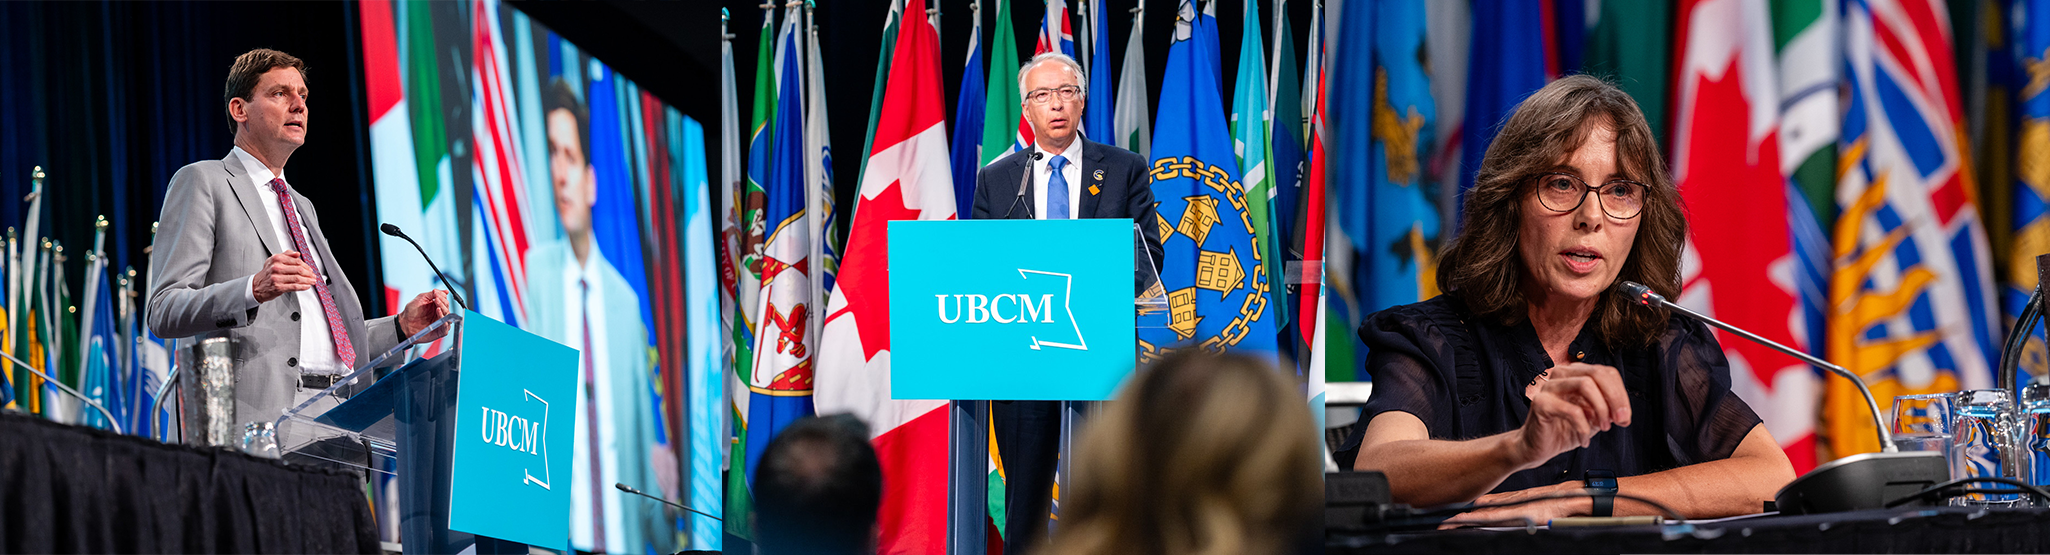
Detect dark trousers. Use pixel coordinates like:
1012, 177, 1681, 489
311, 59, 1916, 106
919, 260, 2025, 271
992, 399, 1061, 554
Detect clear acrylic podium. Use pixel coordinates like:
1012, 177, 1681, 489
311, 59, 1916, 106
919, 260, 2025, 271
276, 310, 573, 554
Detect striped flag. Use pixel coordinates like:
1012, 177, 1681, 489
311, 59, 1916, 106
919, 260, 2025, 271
951, 2, 986, 218
470, 0, 536, 327
1670, 0, 1814, 471
1269, 0, 1306, 357
726, 5, 777, 540
1232, 0, 1281, 336
805, 6, 837, 330
1112, 7, 1150, 157
1081, 0, 1112, 143
814, 0, 956, 548
1825, 0, 1999, 458
1773, 0, 1839, 473
1038, 0, 1075, 57
983, 0, 1030, 165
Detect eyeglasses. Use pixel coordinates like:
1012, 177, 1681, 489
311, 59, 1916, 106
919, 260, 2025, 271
1532, 172, 1645, 219
1026, 85, 1082, 105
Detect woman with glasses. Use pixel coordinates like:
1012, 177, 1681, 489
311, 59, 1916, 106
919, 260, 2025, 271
1333, 75, 1795, 523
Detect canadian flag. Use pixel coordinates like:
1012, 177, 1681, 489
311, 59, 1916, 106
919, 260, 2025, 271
813, 0, 956, 550
1671, 0, 1816, 471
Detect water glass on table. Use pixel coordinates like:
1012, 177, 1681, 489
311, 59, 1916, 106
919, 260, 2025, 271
1892, 393, 1955, 455
1953, 389, 2021, 506
2018, 384, 2050, 506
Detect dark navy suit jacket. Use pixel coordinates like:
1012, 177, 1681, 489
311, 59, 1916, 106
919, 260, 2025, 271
969, 138, 1165, 279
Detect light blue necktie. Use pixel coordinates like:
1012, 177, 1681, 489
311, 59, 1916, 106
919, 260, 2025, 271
1046, 154, 1070, 219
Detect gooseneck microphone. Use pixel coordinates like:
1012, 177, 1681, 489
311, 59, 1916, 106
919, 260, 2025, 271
1618, 281, 1892, 451
1617, 281, 1947, 514
615, 482, 723, 521
1001, 150, 1045, 219
379, 224, 470, 311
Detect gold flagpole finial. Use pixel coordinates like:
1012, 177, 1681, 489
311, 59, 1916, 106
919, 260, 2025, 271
95, 216, 109, 231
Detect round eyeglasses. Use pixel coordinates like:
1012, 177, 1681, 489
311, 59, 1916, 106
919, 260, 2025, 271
1533, 172, 1645, 219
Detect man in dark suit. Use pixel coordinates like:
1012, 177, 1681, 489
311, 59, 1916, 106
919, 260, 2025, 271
970, 51, 1162, 553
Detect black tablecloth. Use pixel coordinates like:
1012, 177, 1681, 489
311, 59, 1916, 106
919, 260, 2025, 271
1331, 506, 2050, 554
0, 412, 378, 553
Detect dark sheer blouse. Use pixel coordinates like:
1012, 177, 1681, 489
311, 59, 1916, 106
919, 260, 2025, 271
1334, 295, 1763, 494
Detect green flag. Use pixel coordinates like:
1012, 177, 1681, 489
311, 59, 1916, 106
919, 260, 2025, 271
980, 0, 1026, 166
1232, 0, 1280, 330
1583, 0, 1673, 147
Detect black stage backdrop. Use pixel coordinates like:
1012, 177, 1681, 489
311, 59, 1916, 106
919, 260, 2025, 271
0, 1, 377, 314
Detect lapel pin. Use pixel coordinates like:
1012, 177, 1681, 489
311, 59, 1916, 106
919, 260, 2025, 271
1093, 169, 1105, 181
1089, 184, 1102, 196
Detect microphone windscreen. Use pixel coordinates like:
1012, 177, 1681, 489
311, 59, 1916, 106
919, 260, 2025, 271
379, 223, 403, 237
1617, 281, 1655, 306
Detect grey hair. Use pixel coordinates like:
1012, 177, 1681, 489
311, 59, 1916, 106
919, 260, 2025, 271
1017, 52, 1087, 102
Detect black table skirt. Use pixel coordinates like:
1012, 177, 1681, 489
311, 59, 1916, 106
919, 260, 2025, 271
0, 412, 378, 553
1332, 506, 2050, 554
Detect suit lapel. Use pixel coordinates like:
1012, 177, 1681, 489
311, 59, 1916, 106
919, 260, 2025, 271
221, 153, 284, 256
1078, 140, 1110, 219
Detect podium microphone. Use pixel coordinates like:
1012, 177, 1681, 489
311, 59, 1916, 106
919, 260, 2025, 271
379, 224, 469, 311
615, 482, 723, 521
1617, 281, 1945, 514
1001, 151, 1045, 219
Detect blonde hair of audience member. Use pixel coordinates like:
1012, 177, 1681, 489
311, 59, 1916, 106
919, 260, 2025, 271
1048, 351, 1320, 555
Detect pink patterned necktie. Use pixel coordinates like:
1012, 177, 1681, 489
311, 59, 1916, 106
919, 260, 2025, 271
268, 178, 356, 370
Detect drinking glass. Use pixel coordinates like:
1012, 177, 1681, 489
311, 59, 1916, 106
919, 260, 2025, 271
1891, 393, 1955, 454
1953, 389, 2021, 506
2017, 384, 2050, 506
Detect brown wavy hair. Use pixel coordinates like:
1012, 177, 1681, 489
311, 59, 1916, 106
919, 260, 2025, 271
1046, 351, 1320, 555
1435, 74, 1685, 349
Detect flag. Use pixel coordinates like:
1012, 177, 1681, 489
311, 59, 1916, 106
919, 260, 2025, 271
1138, 1, 1279, 362
726, 5, 777, 540
1038, 0, 1076, 57
1304, 72, 1333, 424
1457, 0, 1549, 221
1825, 0, 1999, 458
814, 0, 955, 548
1232, 0, 1282, 336
1669, 0, 1815, 472
1269, 0, 1307, 358
857, 0, 904, 186
1584, 0, 1676, 145
716, 11, 744, 510
951, 3, 987, 218
1082, 0, 1112, 143
983, 0, 1030, 165
1113, 8, 1151, 157
470, 0, 537, 327
77, 237, 117, 431
1332, 0, 1441, 322
1423, 0, 1470, 235
805, 7, 838, 319
742, 1, 817, 498
1775, 0, 1840, 472
367, 0, 464, 338
10, 173, 44, 414
2004, 0, 2049, 386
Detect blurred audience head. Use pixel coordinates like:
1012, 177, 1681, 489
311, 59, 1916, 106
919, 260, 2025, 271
753, 413, 882, 555
1049, 350, 1321, 555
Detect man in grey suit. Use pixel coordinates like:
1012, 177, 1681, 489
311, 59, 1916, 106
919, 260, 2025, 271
521, 79, 676, 555
146, 49, 451, 440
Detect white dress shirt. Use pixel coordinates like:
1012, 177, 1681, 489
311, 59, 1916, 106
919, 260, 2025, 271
1032, 140, 1086, 220
564, 243, 624, 554
232, 147, 344, 375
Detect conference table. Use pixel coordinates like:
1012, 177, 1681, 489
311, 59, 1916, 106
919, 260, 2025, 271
0, 412, 379, 553
1329, 506, 2050, 553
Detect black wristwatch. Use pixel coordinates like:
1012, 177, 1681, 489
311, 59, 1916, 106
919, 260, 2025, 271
1584, 469, 1618, 517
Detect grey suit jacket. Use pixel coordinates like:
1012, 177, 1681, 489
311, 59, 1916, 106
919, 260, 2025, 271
146, 152, 403, 431
522, 239, 674, 554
